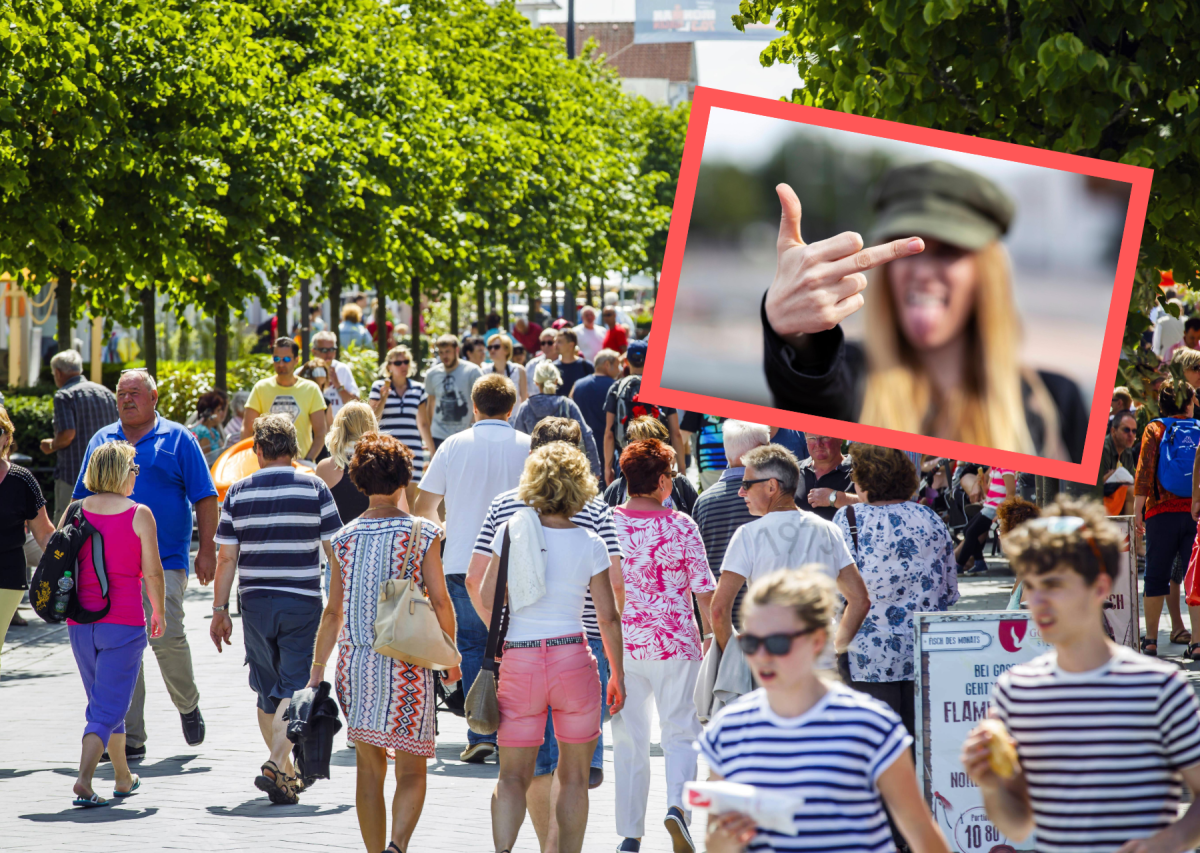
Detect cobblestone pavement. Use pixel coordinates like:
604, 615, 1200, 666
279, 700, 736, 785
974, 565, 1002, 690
0, 579, 680, 853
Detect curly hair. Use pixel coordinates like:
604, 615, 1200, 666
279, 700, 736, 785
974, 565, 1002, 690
620, 439, 674, 496
518, 442, 598, 517
847, 444, 918, 502
996, 496, 1040, 535
348, 432, 413, 495
1001, 495, 1121, 584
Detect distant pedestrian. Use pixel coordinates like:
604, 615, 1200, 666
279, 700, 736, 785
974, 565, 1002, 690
68, 441, 167, 808
600, 307, 628, 354
553, 329, 595, 397
310, 330, 361, 420
462, 335, 487, 368
797, 433, 859, 521
571, 349, 621, 465
573, 306, 607, 362
243, 337, 329, 464
424, 334, 483, 454
511, 362, 602, 478
482, 333, 529, 404
680, 412, 727, 492
603, 340, 686, 485
309, 433, 459, 853
512, 316, 543, 355
210, 414, 342, 805
189, 390, 228, 466
602, 417, 698, 515
74, 368, 217, 760
315, 402, 380, 593
525, 329, 559, 389
40, 349, 117, 520
369, 345, 433, 508
339, 304, 374, 350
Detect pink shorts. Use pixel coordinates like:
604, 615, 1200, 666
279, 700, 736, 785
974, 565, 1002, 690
496, 635, 602, 748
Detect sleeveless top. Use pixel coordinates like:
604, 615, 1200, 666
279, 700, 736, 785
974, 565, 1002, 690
330, 471, 370, 524
71, 506, 145, 627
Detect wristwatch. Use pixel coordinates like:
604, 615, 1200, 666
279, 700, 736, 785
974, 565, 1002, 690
828, 490, 838, 506
213, 603, 229, 612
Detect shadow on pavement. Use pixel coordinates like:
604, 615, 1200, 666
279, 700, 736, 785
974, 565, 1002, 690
206, 800, 352, 819
50, 756, 210, 780
0, 768, 39, 779
21, 806, 159, 823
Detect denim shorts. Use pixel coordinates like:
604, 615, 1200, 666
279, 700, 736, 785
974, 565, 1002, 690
241, 594, 323, 714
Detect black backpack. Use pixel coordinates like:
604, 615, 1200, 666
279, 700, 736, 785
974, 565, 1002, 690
30, 500, 110, 624
613, 375, 665, 448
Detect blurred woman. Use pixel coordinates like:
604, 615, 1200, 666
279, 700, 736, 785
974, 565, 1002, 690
308, 433, 459, 853
511, 362, 601, 478
68, 441, 166, 808
601, 416, 698, 515
762, 162, 1088, 462
0, 407, 55, 665
481, 443, 626, 853
700, 569, 950, 853
368, 345, 433, 509
482, 333, 529, 404
225, 391, 249, 448
339, 304, 373, 350
611, 439, 716, 853
832, 444, 959, 737
190, 390, 228, 465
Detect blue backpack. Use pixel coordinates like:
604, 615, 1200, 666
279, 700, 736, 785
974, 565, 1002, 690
1153, 418, 1200, 498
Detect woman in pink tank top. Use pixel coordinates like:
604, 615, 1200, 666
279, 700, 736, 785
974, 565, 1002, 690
67, 441, 166, 810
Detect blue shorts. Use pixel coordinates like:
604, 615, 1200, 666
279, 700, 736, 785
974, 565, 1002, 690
241, 594, 322, 714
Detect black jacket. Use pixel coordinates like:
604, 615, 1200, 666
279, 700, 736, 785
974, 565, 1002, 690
287, 681, 343, 787
761, 299, 1088, 464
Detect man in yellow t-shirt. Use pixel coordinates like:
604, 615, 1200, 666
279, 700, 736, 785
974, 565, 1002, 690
242, 337, 328, 461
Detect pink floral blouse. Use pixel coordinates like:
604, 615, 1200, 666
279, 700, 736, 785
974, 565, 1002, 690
613, 507, 716, 661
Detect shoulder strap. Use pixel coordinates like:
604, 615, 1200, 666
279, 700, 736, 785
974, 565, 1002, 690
846, 505, 860, 560
403, 518, 424, 584
482, 526, 511, 668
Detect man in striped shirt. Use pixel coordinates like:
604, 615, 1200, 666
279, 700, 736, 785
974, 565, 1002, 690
963, 497, 1200, 853
209, 414, 342, 803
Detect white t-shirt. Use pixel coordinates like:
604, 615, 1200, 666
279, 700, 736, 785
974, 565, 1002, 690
722, 509, 855, 670
322, 359, 360, 420
1153, 314, 1185, 361
573, 323, 607, 362
419, 420, 531, 575
492, 522, 609, 642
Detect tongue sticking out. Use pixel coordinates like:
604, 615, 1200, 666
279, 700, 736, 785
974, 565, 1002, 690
904, 296, 946, 341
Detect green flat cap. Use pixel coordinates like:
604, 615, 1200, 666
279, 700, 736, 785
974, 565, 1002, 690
867, 161, 1015, 251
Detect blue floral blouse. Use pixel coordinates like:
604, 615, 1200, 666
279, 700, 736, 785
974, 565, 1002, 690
833, 502, 959, 683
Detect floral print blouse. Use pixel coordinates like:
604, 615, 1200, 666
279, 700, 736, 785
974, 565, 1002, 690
613, 507, 716, 661
833, 502, 959, 682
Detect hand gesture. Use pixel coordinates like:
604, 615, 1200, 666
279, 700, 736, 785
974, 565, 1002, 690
150, 609, 165, 640
210, 611, 233, 653
706, 811, 757, 853
763, 183, 924, 341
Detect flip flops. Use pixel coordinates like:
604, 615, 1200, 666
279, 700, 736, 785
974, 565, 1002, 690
72, 792, 110, 808
113, 775, 141, 797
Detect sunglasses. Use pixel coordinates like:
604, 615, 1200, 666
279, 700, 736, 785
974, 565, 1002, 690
487, 344, 504, 351
314, 346, 336, 354
1117, 426, 1134, 434
389, 359, 410, 366
540, 340, 556, 346
740, 477, 775, 489
273, 356, 293, 363
129, 463, 141, 476
737, 629, 816, 656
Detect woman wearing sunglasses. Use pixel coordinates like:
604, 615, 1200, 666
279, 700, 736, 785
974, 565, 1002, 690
369, 345, 434, 509
700, 568, 950, 853
481, 333, 529, 405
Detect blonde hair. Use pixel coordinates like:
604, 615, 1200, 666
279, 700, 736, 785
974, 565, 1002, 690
518, 443, 598, 517
743, 566, 837, 639
326, 401, 378, 469
534, 361, 562, 395
487, 333, 512, 359
0, 407, 13, 459
83, 441, 138, 494
859, 242, 1037, 455
626, 415, 668, 442
1172, 347, 1200, 373
378, 345, 413, 378
341, 303, 362, 323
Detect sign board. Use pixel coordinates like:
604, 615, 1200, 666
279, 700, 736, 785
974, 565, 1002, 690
914, 612, 1051, 853
1103, 516, 1139, 650
633, 0, 777, 43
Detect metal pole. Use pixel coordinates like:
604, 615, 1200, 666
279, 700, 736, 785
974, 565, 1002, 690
567, 0, 575, 59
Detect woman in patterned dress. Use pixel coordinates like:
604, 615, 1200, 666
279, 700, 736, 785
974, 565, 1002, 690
610, 438, 716, 853
308, 433, 459, 853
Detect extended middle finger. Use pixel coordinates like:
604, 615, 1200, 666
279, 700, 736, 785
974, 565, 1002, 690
824, 236, 925, 280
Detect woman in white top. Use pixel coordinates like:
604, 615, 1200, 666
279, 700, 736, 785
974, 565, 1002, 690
480, 442, 626, 853
482, 333, 529, 404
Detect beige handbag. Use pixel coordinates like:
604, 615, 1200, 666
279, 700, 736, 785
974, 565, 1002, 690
372, 518, 462, 670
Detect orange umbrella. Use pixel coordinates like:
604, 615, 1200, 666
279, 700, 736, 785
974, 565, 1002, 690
210, 437, 308, 502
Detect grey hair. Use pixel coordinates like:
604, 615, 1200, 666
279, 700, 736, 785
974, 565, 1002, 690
594, 349, 621, 370
723, 420, 770, 467
253, 413, 299, 460
312, 329, 337, 347
741, 443, 801, 495
119, 368, 158, 393
50, 349, 83, 375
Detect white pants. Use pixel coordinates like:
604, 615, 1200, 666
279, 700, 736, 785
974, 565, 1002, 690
611, 657, 702, 838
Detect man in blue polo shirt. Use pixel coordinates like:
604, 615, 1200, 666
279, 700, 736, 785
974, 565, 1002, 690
74, 368, 219, 760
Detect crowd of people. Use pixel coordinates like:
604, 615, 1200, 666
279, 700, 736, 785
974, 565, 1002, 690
6, 291, 1200, 853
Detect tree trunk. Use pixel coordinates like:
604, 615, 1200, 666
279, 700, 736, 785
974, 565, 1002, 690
376, 283, 388, 362
55, 267, 72, 355
214, 303, 229, 391
564, 280, 578, 324
276, 269, 289, 345
327, 265, 342, 341
583, 274, 592, 309
142, 284, 157, 379
501, 280, 509, 332
450, 287, 459, 338
410, 277, 422, 379
299, 277, 310, 364
550, 280, 558, 320
475, 282, 485, 335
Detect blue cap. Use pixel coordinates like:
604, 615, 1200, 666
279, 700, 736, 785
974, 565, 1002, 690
627, 339, 648, 366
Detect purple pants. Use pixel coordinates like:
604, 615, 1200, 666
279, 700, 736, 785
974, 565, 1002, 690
69, 623, 147, 744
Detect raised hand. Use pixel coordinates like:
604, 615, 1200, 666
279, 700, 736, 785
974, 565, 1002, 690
763, 183, 924, 343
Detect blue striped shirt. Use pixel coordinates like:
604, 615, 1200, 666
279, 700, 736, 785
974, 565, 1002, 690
215, 468, 342, 600
698, 685, 910, 853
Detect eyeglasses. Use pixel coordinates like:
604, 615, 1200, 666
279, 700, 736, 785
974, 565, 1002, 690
1023, 516, 1105, 564
740, 477, 775, 490
488, 344, 504, 351
389, 360, 410, 366
737, 629, 816, 656
273, 356, 293, 363
128, 464, 141, 476
314, 346, 336, 354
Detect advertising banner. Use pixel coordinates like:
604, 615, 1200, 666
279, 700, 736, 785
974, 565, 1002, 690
914, 612, 1051, 853
633, 0, 777, 43
1103, 516, 1139, 650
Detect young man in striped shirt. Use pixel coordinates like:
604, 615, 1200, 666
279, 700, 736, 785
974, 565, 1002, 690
963, 496, 1200, 853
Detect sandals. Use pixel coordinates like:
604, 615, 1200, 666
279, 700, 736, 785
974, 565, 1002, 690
1173, 628, 1193, 646
1187, 644, 1200, 661
1141, 637, 1158, 657
72, 791, 110, 808
254, 760, 299, 805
